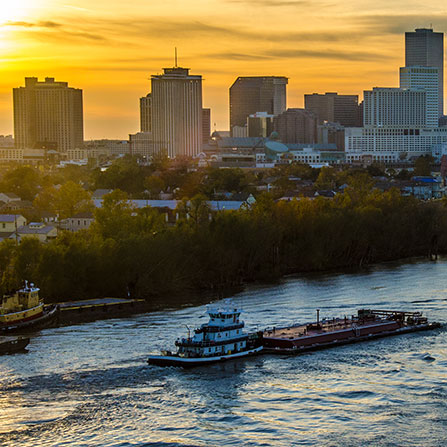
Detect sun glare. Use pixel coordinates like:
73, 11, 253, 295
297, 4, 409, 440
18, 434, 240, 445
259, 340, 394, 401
0, 0, 32, 23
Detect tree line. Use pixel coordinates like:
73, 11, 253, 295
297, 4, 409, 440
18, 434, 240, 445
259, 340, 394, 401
0, 181, 445, 303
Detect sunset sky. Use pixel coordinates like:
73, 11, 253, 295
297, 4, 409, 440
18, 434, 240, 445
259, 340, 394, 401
0, 0, 446, 139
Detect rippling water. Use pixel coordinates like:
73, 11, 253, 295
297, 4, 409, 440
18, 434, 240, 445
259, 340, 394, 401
1, 258, 447, 446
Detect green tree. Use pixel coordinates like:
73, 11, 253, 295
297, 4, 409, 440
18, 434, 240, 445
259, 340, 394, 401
414, 155, 434, 177
55, 181, 94, 219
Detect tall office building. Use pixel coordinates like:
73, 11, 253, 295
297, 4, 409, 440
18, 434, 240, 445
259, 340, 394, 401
274, 108, 317, 144
13, 77, 83, 152
363, 87, 427, 128
247, 112, 274, 138
304, 92, 360, 127
229, 76, 287, 135
140, 93, 152, 132
400, 66, 439, 128
405, 28, 444, 116
202, 108, 211, 145
151, 66, 202, 157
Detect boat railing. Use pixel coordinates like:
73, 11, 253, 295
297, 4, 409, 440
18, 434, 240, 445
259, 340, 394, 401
175, 335, 248, 348
195, 322, 244, 333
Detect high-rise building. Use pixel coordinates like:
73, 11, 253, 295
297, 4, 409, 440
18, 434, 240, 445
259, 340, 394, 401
405, 28, 444, 117
274, 108, 317, 144
229, 76, 287, 134
363, 87, 427, 128
247, 112, 275, 138
13, 77, 83, 152
400, 66, 439, 128
129, 132, 154, 158
140, 93, 152, 132
304, 92, 360, 127
202, 108, 211, 145
151, 66, 202, 157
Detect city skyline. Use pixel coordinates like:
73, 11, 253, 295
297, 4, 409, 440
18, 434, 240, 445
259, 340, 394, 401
1, 1, 447, 139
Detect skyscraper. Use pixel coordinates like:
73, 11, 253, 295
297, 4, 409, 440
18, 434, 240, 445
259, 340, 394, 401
13, 77, 83, 152
273, 108, 317, 144
363, 88, 427, 128
140, 93, 152, 132
304, 92, 360, 127
405, 28, 444, 116
202, 108, 211, 145
400, 66, 439, 128
229, 76, 287, 135
151, 66, 202, 157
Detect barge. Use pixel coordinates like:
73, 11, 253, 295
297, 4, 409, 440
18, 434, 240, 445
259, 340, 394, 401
262, 309, 442, 354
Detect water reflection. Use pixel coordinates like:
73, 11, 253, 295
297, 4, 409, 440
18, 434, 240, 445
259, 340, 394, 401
1, 258, 447, 446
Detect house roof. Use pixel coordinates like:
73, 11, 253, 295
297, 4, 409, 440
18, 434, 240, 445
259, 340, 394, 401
0, 231, 14, 240
0, 214, 24, 222
1, 192, 19, 199
17, 224, 56, 235
92, 189, 113, 198
71, 212, 94, 219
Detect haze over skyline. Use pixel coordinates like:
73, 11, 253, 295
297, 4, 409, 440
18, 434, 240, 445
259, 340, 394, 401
1, 0, 446, 139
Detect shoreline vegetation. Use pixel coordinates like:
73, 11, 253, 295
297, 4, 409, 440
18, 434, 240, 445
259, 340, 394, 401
1, 178, 446, 304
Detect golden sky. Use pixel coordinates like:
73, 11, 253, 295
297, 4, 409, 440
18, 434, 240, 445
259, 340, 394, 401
0, 0, 446, 139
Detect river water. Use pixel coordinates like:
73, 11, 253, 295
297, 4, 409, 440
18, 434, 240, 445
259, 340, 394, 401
1, 258, 447, 446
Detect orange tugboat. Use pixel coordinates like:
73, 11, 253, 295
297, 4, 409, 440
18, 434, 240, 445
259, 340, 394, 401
0, 281, 59, 334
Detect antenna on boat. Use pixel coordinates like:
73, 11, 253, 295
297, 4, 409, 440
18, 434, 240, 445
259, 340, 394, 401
185, 324, 190, 339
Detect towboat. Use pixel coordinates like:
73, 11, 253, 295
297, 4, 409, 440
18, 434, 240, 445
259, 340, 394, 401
0, 282, 59, 334
262, 309, 442, 354
148, 299, 263, 367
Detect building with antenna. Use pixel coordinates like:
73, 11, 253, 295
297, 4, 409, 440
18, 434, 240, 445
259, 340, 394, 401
405, 28, 444, 117
151, 53, 203, 157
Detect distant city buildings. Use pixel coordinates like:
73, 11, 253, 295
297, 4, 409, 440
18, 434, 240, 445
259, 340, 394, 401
273, 108, 317, 144
405, 28, 444, 117
400, 66, 439, 128
202, 108, 211, 145
140, 93, 152, 132
129, 132, 153, 158
229, 76, 287, 135
363, 88, 427, 128
304, 92, 360, 127
248, 112, 274, 138
151, 66, 203, 157
13, 77, 83, 153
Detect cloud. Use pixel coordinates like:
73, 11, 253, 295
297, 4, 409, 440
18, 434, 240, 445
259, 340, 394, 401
5, 21, 62, 28
225, 0, 311, 6
204, 48, 392, 62
355, 13, 447, 35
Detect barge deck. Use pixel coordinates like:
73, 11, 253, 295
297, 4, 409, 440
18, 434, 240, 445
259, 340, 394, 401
262, 309, 442, 354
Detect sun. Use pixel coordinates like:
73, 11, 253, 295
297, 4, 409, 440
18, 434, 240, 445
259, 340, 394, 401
0, 0, 32, 23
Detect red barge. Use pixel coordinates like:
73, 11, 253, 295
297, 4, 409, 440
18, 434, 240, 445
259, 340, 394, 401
262, 309, 441, 354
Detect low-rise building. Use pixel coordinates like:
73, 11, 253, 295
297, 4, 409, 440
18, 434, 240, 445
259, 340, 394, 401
0, 214, 26, 232
17, 222, 57, 243
0, 193, 20, 203
62, 212, 95, 232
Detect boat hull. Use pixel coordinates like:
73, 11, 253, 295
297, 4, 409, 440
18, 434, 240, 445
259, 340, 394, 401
0, 336, 30, 354
148, 346, 263, 367
0, 305, 59, 334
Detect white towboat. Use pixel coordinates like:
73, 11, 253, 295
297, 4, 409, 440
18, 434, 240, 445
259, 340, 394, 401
148, 299, 263, 367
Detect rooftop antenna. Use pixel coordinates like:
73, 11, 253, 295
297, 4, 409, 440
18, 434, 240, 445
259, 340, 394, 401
175, 47, 178, 68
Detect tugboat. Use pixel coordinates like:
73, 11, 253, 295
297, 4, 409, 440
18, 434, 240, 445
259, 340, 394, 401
148, 299, 263, 367
0, 281, 59, 334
